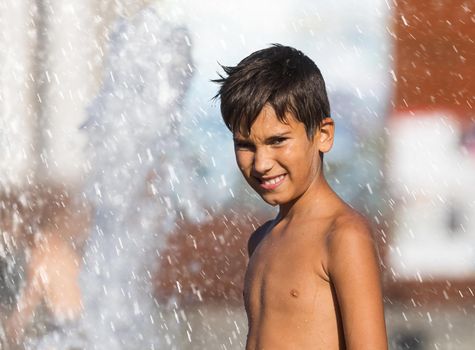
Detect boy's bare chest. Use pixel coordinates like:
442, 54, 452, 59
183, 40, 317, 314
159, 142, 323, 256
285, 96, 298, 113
244, 230, 330, 317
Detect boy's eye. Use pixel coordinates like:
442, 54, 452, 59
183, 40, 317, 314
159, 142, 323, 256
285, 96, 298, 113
234, 141, 254, 150
269, 137, 287, 145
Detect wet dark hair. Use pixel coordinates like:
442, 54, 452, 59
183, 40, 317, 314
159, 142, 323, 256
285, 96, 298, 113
213, 44, 330, 138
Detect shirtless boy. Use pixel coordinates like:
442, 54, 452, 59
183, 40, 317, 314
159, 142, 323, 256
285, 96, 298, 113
1, 187, 89, 348
214, 45, 387, 349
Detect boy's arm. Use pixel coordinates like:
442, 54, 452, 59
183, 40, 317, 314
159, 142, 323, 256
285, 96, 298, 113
5, 250, 43, 346
247, 220, 272, 257
327, 217, 388, 350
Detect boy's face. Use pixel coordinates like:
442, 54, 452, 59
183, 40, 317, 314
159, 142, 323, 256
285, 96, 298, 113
233, 105, 333, 206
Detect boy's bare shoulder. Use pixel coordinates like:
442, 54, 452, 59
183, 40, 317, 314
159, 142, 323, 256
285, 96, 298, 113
325, 206, 375, 256
321, 204, 380, 278
247, 220, 273, 257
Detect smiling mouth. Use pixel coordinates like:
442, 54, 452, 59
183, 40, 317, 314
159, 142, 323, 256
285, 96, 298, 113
257, 174, 286, 190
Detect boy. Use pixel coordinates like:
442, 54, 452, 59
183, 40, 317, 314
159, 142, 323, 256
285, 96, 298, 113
213, 45, 387, 349
1, 186, 89, 348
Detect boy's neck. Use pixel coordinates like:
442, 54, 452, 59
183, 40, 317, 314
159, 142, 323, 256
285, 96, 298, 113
276, 172, 336, 222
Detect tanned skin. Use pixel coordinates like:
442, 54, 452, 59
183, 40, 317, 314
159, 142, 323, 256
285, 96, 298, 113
4, 204, 89, 348
234, 105, 387, 350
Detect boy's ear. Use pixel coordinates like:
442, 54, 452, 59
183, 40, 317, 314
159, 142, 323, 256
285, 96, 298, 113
317, 117, 334, 153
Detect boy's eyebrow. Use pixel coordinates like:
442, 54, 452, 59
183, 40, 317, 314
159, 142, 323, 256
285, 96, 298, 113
264, 132, 292, 142
233, 131, 292, 142
266, 131, 291, 138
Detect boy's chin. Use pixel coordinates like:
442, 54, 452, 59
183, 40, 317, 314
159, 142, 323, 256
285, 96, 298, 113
258, 193, 286, 206
248, 182, 289, 206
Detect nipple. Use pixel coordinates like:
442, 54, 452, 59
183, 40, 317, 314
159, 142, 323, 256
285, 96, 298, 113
290, 289, 299, 298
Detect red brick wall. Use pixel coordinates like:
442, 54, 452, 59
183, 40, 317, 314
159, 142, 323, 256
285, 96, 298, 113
392, 0, 475, 122
155, 210, 265, 305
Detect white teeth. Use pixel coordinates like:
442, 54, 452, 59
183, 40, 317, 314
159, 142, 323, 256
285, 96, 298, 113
263, 175, 285, 185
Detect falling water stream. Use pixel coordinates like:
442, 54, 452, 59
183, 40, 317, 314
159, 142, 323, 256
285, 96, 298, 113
79, 5, 201, 349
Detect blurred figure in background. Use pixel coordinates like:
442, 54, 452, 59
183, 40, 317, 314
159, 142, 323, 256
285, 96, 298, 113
0, 186, 90, 350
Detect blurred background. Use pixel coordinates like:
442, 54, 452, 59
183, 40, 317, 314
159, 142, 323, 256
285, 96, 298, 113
1, 0, 474, 349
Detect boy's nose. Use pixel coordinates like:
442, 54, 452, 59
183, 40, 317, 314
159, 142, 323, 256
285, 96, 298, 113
252, 148, 273, 175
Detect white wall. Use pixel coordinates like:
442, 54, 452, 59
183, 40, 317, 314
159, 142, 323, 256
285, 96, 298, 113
387, 112, 475, 279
